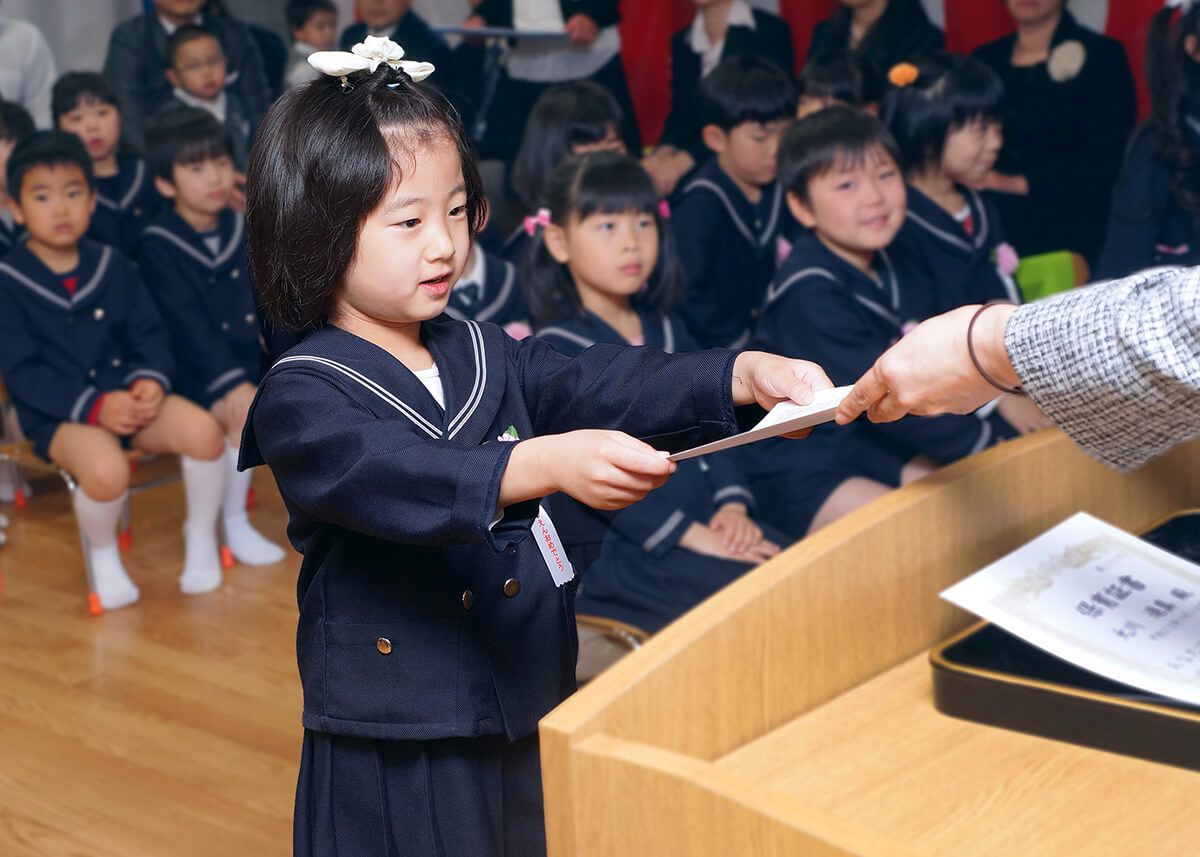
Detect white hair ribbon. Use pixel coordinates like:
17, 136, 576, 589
308, 36, 435, 89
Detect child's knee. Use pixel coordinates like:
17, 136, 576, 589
189, 413, 227, 460
77, 452, 132, 501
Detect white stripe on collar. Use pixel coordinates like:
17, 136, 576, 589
97, 160, 146, 212
851, 293, 902, 328
446, 319, 486, 440
661, 315, 676, 354
537, 326, 596, 350
765, 266, 838, 306
875, 248, 901, 314
909, 188, 990, 254
143, 213, 244, 270
681, 179, 782, 250
0, 245, 111, 310
272, 354, 443, 438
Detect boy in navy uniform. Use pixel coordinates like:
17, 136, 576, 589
139, 108, 284, 567
444, 242, 528, 329
53, 73, 163, 258
747, 107, 1015, 539
671, 55, 796, 348
0, 101, 35, 253
0, 131, 228, 608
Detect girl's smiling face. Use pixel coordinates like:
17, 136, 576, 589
334, 133, 471, 328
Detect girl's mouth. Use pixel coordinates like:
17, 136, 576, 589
420, 272, 452, 295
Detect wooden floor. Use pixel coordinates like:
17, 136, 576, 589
0, 459, 300, 856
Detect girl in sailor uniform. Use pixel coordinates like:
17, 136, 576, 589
138, 107, 285, 567
526, 152, 786, 633
0, 132, 228, 609
52, 73, 164, 259
749, 107, 1017, 539
240, 40, 830, 857
881, 54, 1020, 310
1098, 2, 1200, 279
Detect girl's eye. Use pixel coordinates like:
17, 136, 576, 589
879, 169, 897, 180
637, 217, 653, 229
598, 221, 615, 231
401, 218, 421, 229
449, 205, 466, 218
836, 181, 854, 191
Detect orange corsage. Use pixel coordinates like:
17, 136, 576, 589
888, 62, 919, 88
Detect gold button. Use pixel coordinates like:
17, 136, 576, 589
461, 590, 473, 610
376, 637, 392, 655
503, 578, 521, 598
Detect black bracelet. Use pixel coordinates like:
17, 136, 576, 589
967, 301, 1024, 396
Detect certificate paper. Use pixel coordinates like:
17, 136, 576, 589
942, 513, 1200, 706
669, 386, 853, 462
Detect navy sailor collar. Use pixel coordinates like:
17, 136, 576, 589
142, 208, 244, 271
538, 306, 679, 353
904, 183, 991, 257
0, 239, 114, 311
766, 231, 903, 330
95, 155, 149, 213
682, 158, 783, 251
268, 316, 508, 445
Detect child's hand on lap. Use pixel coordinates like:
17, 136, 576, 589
731, 353, 833, 437
98, 391, 146, 436
681, 518, 780, 565
709, 502, 766, 555
129, 378, 165, 408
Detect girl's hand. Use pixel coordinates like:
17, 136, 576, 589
996, 393, 1054, 435
731, 352, 834, 437
501, 431, 675, 512
709, 502, 761, 555
98, 391, 143, 436
565, 14, 599, 45
680, 521, 779, 565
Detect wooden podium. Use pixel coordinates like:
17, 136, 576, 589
540, 431, 1200, 856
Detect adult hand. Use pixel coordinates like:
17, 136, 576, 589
642, 148, 694, 197
836, 304, 1022, 425
996, 393, 1055, 435
978, 170, 1029, 196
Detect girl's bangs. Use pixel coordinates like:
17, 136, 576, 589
573, 158, 659, 220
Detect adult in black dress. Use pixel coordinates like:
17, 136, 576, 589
973, 0, 1136, 266
807, 0, 943, 100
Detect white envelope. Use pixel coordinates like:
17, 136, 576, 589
668, 386, 853, 462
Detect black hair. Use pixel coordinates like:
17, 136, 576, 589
699, 55, 798, 132
799, 49, 868, 107
522, 152, 681, 327
52, 72, 121, 123
510, 81, 625, 213
286, 0, 337, 31
879, 52, 1005, 174
144, 107, 233, 181
0, 100, 36, 146
826, 0, 938, 96
166, 24, 222, 68
6, 130, 95, 201
246, 65, 488, 332
1147, 4, 1200, 231
778, 105, 901, 204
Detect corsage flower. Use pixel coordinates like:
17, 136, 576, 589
993, 242, 1020, 277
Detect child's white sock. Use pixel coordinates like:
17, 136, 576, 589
179, 454, 225, 595
221, 446, 285, 566
72, 490, 139, 609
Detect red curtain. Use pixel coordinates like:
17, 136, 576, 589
620, 0, 1166, 147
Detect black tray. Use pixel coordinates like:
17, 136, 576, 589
930, 510, 1200, 772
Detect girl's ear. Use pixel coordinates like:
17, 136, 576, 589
154, 175, 177, 200
786, 191, 817, 230
1186, 34, 1200, 64
543, 223, 570, 264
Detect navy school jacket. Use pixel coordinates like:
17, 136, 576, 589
671, 157, 786, 348
138, 209, 263, 408
752, 231, 1006, 467
239, 318, 740, 741
0, 240, 172, 457
88, 155, 164, 259
536, 307, 755, 568
473, 0, 620, 30
1097, 120, 1200, 279
659, 9, 795, 164
444, 249, 528, 327
894, 183, 1020, 313
0, 217, 26, 255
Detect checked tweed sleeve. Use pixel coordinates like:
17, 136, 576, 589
1004, 267, 1200, 472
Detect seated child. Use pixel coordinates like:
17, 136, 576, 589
0, 131, 228, 608
53, 73, 164, 258
504, 80, 627, 263
798, 48, 871, 119
528, 152, 784, 631
748, 106, 1016, 538
881, 54, 1020, 310
139, 108, 284, 567
445, 238, 528, 330
672, 55, 796, 348
162, 26, 254, 170
284, 0, 338, 89
0, 100, 35, 253
648, 0, 795, 195
240, 48, 825, 852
